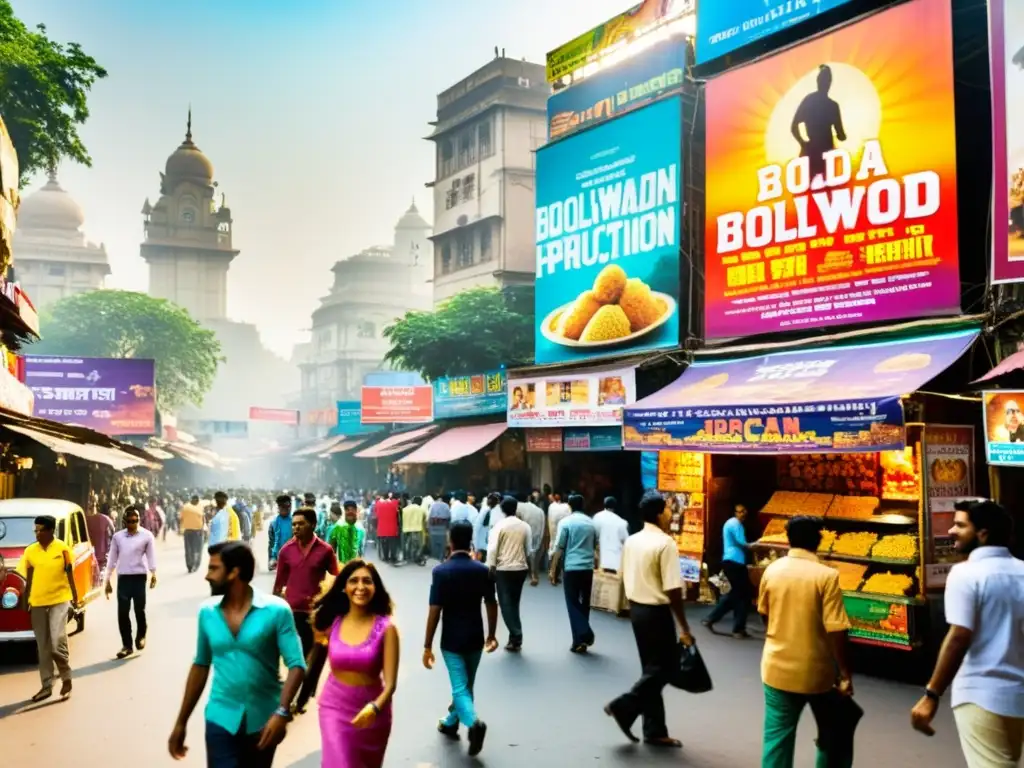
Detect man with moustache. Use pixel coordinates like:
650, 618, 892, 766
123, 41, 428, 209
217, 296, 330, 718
169, 541, 306, 767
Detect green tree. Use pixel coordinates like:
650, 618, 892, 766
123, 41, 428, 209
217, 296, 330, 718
31, 290, 222, 411
383, 286, 534, 380
0, 0, 107, 183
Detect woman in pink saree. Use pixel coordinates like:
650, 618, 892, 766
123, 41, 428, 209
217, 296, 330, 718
309, 559, 399, 768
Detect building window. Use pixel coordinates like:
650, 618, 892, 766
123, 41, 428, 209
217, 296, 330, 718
461, 174, 475, 202
48, 265, 66, 277
480, 227, 493, 262
458, 132, 475, 169
181, 209, 195, 224
356, 321, 375, 339
445, 178, 461, 210
441, 139, 455, 178
441, 243, 452, 275
457, 236, 473, 270
478, 122, 492, 157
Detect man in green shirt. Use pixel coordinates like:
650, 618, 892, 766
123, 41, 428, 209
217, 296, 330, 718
327, 501, 365, 565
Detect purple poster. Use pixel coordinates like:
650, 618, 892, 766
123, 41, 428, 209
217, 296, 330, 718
991, 0, 1024, 283
24, 356, 157, 436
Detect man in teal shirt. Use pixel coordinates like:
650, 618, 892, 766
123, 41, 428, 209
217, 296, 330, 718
549, 493, 597, 653
169, 541, 306, 767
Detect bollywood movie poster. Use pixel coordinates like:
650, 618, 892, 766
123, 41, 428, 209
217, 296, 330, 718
704, 0, 961, 340
990, 0, 1024, 282
982, 390, 1024, 466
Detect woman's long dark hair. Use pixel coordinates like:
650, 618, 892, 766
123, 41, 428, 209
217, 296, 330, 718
313, 558, 393, 633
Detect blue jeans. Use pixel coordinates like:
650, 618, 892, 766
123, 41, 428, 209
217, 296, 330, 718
205, 720, 277, 768
440, 650, 482, 729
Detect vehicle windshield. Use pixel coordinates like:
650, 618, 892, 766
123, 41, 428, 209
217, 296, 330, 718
0, 517, 38, 548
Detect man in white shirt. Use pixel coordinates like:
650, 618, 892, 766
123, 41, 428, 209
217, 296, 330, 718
516, 494, 546, 586
605, 491, 693, 748
547, 492, 571, 556
593, 496, 629, 573
486, 496, 532, 652
912, 500, 1024, 766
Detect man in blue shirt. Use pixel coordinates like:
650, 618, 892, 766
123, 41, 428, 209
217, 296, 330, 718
169, 541, 305, 767
423, 520, 498, 757
267, 495, 293, 572
549, 493, 598, 653
703, 504, 752, 638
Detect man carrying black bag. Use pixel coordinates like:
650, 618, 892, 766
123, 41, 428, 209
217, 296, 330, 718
604, 491, 694, 749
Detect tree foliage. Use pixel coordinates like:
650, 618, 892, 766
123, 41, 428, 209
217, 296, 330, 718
0, 0, 107, 183
383, 286, 534, 380
31, 290, 222, 412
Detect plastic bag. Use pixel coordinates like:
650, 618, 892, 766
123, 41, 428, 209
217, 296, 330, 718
669, 641, 713, 693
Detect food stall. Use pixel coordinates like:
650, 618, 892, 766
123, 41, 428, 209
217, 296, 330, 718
624, 327, 981, 653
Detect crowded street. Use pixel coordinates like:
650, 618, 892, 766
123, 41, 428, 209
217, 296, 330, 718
1, 531, 965, 767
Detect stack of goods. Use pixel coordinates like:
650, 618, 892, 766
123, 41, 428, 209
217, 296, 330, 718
778, 453, 880, 495
871, 534, 918, 562
826, 561, 868, 591
831, 531, 879, 558
675, 532, 703, 553
762, 491, 807, 516
762, 518, 787, 537
861, 571, 914, 596
827, 496, 880, 520
818, 529, 838, 555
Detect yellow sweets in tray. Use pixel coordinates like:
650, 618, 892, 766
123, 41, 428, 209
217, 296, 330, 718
861, 571, 914, 596
757, 532, 789, 545
762, 518, 788, 537
871, 534, 918, 561
831, 531, 879, 558
832, 562, 868, 592
818, 529, 837, 554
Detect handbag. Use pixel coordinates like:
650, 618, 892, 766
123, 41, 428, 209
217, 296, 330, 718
669, 641, 713, 693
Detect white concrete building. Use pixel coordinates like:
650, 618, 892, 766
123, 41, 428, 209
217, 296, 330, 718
299, 201, 432, 412
13, 171, 110, 308
426, 56, 549, 306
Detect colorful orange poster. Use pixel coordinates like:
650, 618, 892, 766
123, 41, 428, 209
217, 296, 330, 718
704, 0, 960, 339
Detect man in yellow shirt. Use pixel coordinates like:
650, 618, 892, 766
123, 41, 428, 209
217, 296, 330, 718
757, 516, 853, 768
401, 496, 428, 566
17, 514, 79, 702
178, 494, 206, 573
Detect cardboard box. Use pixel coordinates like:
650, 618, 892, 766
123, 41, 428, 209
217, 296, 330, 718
591, 570, 627, 615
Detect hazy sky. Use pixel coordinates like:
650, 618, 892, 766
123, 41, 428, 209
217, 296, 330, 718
11, 0, 628, 357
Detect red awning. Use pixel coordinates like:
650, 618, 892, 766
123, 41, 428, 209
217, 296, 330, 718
974, 349, 1024, 386
321, 438, 367, 457
354, 425, 438, 459
396, 423, 507, 465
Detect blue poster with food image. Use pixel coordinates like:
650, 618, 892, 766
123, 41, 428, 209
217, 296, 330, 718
534, 94, 682, 365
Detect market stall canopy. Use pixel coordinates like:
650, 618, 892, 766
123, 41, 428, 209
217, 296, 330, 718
972, 348, 1024, 389
624, 328, 979, 454
3, 424, 155, 470
293, 434, 350, 458
320, 438, 367, 457
354, 425, 439, 459
395, 423, 508, 465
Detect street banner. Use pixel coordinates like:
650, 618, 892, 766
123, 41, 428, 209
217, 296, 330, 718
990, 0, 1024, 282
548, 36, 686, 140
545, 0, 692, 82
303, 408, 338, 427
509, 366, 636, 428
704, 0, 961, 340
433, 370, 507, 420
25, 356, 156, 435
249, 407, 299, 425
336, 400, 381, 437
525, 428, 564, 452
696, 0, 855, 65
563, 426, 623, 451
535, 95, 682, 365
361, 385, 433, 425
624, 329, 977, 453
982, 390, 1024, 465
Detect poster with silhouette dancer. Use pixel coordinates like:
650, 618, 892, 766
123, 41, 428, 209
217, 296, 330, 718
703, 0, 961, 340
991, 0, 1024, 283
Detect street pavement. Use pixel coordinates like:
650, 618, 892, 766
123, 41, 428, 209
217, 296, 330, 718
0, 533, 966, 767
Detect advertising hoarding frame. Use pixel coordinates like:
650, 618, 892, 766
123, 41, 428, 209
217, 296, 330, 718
990, 0, 1024, 283
508, 366, 637, 429
432, 370, 507, 420
360, 385, 434, 425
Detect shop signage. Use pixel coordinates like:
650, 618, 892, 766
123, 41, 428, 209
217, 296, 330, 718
0, 365, 33, 416
842, 594, 912, 649
679, 556, 701, 583
336, 400, 381, 437
641, 451, 659, 490
982, 391, 1024, 465
624, 329, 978, 453
249, 407, 299, 425
361, 385, 433, 425
990, 0, 1024, 283
535, 95, 682, 365
924, 424, 973, 590
563, 426, 622, 451
704, 0, 961, 340
548, 36, 686, 140
303, 408, 338, 427
545, 0, 692, 82
657, 451, 705, 493
525, 428, 564, 452
509, 366, 637, 428
696, 0, 855, 65
432, 370, 507, 420
25, 356, 156, 435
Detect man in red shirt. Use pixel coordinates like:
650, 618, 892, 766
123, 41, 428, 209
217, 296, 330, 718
375, 494, 401, 565
272, 507, 338, 658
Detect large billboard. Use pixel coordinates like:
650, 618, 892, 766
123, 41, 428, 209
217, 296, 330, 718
433, 370, 506, 420
25, 356, 156, 435
990, 0, 1024, 283
360, 386, 433, 425
508, 366, 636, 428
704, 0, 960, 340
535, 95, 682, 366
696, 0, 855, 65
548, 36, 686, 140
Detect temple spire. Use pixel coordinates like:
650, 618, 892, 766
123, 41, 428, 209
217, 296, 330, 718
185, 106, 193, 143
